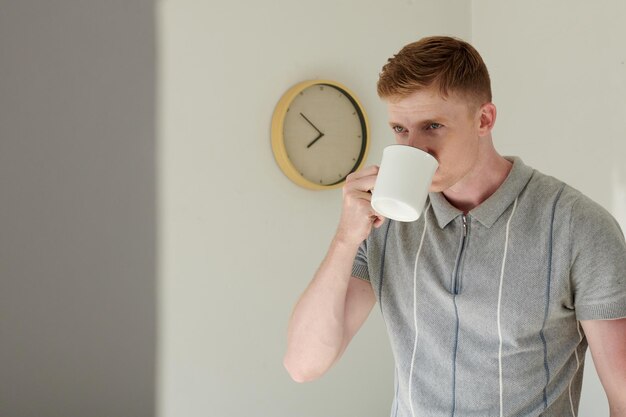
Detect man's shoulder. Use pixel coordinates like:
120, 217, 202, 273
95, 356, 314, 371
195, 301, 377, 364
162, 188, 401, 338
523, 162, 583, 207
523, 162, 569, 196
524, 162, 621, 233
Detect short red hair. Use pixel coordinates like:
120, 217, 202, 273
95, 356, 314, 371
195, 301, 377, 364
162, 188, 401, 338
377, 36, 492, 106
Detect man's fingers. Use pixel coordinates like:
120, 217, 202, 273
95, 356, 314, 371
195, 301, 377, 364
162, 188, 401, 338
344, 191, 385, 227
345, 173, 378, 193
373, 216, 386, 228
336, 166, 385, 245
346, 165, 379, 182
347, 190, 374, 202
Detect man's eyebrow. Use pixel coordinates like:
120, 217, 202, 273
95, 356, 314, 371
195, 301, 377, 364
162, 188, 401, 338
388, 117, 448, 127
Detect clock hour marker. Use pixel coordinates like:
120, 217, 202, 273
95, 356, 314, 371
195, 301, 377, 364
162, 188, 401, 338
358, 135, 361, 138
352, 158, 356, 161
352, 112, 356, 115
320, 86, 324, 91
299, 92, 303, 96
319, 179, 323, 184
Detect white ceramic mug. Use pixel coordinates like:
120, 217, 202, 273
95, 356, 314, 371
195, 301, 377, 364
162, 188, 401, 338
371, 145, 438, 222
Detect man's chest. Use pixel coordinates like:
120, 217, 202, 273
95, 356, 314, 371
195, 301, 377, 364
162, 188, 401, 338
369, 212, 575, 346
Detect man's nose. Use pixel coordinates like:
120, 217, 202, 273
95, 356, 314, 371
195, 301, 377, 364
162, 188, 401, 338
407, 135, 430, 154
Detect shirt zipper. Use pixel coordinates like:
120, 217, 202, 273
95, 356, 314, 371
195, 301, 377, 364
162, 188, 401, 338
454, 214, 469, 294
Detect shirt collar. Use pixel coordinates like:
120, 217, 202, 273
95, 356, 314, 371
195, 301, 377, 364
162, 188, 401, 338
428, 156, 534, 229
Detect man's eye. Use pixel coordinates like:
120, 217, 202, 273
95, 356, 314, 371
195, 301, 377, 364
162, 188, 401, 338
392, 126, 405, 133
426, 123, 443, 130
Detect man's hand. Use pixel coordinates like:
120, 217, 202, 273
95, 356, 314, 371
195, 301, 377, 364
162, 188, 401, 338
335, 165, 385, 246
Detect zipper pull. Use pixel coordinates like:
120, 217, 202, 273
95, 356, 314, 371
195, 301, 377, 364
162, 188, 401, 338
462, 215, 467, 237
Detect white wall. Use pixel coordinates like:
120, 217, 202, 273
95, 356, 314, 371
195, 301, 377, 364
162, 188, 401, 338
472, 1, 626, 416
157, 1, 470, 416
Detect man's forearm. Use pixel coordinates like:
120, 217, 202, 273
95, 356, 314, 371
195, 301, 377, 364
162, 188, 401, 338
283, 236, 360, 382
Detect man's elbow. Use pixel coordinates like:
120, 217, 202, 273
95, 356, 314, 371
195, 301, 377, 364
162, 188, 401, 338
283, 355, 328, 383
609, 398, 626, 417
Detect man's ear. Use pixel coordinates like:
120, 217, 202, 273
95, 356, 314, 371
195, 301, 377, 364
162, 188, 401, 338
477, 102, 497, 136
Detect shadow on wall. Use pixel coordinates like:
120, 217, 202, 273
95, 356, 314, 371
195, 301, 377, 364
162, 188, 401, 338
0, 1, 157, 417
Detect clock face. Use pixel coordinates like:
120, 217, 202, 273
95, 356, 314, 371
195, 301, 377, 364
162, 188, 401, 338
282, 84, 367, 186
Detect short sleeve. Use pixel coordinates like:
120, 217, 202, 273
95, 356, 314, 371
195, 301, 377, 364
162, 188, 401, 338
351, 239, 370, 282
570, 195, 626, 320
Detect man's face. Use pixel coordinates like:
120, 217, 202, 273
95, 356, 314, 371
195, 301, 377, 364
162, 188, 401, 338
386, 88, 483, 192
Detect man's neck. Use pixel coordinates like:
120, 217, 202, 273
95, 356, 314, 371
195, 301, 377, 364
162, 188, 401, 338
442, 148, 513, 214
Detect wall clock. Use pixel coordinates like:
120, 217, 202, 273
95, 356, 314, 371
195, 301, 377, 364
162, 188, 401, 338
271, 79, 370, 190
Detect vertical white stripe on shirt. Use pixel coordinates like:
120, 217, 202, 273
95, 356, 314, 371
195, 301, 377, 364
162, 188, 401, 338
568, 321, 583, 416
497, 197, 518, 417
409, 203, 431, 417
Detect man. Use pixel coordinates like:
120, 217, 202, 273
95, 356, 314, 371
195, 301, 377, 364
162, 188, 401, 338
283, 36, 626, 416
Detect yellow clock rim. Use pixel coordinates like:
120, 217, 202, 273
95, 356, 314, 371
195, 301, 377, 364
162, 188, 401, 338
271, 79, 370, 190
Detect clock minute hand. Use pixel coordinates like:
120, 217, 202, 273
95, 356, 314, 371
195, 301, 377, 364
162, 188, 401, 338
299, 112, 323, 135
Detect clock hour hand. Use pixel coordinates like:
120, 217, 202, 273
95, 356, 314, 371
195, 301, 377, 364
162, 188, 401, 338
299, 112, 323, 135
300, 112, 325, 148
306, 132, 325, 148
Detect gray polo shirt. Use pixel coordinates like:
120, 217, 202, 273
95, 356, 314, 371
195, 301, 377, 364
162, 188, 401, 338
352, 156, 626, 417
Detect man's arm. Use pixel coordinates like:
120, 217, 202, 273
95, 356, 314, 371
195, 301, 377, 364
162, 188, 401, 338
580, 318, 626, 416
283, 268, 376, 382
283, 166, 382, 383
